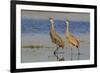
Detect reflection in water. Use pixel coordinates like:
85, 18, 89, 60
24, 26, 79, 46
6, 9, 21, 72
54, 53, 65, 61
54, 47, 65, 61
54, 47, 80, 61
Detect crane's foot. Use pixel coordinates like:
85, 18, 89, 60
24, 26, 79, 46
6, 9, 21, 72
58, 57, 65, 61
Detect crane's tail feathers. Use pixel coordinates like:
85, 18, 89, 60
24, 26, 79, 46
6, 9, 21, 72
76, 45, 79, 48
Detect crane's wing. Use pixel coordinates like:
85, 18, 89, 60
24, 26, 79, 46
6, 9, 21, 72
67, 32, 79, 46
50, 30, 64, 46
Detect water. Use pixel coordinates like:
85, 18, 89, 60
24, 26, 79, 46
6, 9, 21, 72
22, 46, 90, 63
21, 18, 90, 63
21, 18, 90, 35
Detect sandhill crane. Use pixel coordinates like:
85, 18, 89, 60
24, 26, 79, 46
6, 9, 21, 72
49, 17, 65, 60
65, 17, 80, 60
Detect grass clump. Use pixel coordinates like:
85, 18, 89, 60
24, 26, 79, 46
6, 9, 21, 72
22, 45, 54, 49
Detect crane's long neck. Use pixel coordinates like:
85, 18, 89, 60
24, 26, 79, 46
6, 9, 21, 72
66, 20, 69, 33
50, 19, 55, 31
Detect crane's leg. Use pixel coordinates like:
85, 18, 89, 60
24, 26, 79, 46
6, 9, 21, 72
71, 47, 73, 60
54, 46, 59, 60
77, 48, 80, 60
68, 45, 73, 60
54, 46, 59, 56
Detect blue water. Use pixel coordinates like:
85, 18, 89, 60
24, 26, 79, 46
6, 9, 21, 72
21, 18, 90, 35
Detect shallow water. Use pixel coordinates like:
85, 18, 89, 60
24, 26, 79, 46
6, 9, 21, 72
21, 44, 90, 63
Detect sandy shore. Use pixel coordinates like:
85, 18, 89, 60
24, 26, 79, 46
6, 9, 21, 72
21, 33, 90, 63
